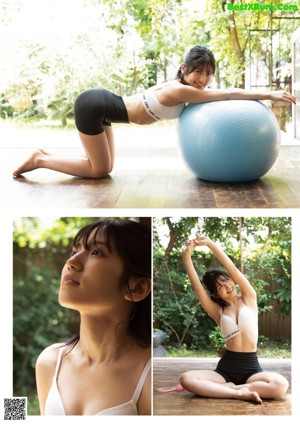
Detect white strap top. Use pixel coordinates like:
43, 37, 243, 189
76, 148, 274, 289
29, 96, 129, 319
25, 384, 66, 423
45, 348, 151, 415
142, 85, 185, 121
220, 303, 258, 341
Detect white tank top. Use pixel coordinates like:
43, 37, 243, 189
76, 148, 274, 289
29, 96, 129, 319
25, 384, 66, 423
45, 348, 151, 415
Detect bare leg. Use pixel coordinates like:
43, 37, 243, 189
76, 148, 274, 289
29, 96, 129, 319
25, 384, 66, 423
235, 372, 289, 399
13, 129, 115, 178
103, 125, 115, 172
180, 370, 262, 403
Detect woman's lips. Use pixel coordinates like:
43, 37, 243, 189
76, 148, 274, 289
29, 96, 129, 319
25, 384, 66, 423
62, 275, 80, 286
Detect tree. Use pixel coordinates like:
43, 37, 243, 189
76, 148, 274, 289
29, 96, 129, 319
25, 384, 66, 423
153, 217, 291, 350
204, 0, 299, 89
1, 0, 298, 123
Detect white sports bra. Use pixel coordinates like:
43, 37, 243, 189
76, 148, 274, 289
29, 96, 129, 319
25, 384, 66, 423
141, 85, 185, 120
220, 302, 258, 341
45, 348, 151, 415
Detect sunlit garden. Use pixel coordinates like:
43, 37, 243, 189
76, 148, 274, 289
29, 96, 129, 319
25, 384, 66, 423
1, 0, 299, 131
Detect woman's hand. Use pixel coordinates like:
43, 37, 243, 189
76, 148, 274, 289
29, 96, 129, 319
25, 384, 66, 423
270, 90, 296, 104
182, 235, 212, 256
194, 235, 212, 247
182, 239, 197, 256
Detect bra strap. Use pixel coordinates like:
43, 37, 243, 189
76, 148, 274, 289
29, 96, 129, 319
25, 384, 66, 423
131, 358, 151, 403
53, 346, 64, 379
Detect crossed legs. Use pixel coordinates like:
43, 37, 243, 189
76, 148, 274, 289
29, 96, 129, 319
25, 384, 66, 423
13, 126, 115, 179
179, 369, 289, 403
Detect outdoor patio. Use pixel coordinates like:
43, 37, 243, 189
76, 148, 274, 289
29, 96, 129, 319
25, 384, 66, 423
2, 123, 300, 209
153, 357, 291, 416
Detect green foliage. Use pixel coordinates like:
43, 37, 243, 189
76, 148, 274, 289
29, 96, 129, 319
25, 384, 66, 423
154, 217, 291, 353
208, 326, 225, 351
166, 344, 220, 358
205, 0, 299, 88
166, 337, 291, 359
155, 267, 215, 349
27, 395, 40, 416
12, 217, 115, 401
1, 0, 298, 124
257, 336, 291, 359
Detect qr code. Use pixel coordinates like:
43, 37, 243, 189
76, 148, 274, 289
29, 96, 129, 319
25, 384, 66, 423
4, 398, 27, 420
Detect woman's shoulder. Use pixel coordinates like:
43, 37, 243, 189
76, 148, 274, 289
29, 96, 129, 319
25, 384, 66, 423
160, 79, 197, 101
151, 79, 190, 104
151, 79, 181, 91
240, 294, 258, 310
36, 343, 64, 372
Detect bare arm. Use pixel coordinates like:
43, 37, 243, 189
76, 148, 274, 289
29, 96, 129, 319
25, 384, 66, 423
195, 237, 256, 304
172, 83, 296, 105
35, 344, 62, 415
182, 240, 221, 322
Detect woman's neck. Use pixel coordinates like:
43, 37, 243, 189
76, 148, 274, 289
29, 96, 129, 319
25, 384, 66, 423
75, 313, 136, 364
224, 295, 241, 308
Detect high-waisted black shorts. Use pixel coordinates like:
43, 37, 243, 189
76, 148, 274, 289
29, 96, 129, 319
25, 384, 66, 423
74, 88, 129, 135
215, 349, 263, 385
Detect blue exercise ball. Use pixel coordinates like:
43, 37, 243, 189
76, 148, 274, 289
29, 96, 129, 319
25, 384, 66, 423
178, 100, 281, 182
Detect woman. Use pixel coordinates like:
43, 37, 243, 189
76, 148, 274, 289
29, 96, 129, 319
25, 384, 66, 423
13, 45, 296, 178
180, 235, 289, 403
35, 219, 152, 415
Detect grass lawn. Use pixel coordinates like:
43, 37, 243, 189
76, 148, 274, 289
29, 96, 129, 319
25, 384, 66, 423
165, 336, 291, 359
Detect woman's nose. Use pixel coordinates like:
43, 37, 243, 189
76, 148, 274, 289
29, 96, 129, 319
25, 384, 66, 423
66, 254, 82, 271
199, 74, 209, 87
198, 73, 205, 83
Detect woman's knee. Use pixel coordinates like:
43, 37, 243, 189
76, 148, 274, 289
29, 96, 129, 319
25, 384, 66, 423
179, 372, 188, 388
265, 374, 289, 398
272, 375, 289, 397
179, 371, 195, 390
89, 166, 111, 179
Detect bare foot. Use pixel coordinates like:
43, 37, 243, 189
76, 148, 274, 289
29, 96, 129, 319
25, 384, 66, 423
235, 387, 262, 403
13, 149, 48, 177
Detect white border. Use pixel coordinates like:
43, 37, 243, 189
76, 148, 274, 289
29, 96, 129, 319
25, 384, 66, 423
1, 207, 298, 423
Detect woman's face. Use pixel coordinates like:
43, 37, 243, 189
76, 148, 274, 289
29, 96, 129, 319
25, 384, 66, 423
215, 276, 236, 301
59, 229, 127, 313
182, 64, 214, 90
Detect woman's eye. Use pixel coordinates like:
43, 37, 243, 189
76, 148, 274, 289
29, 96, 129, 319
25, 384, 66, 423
91, 249, 103, 256
70, 250, 77, 257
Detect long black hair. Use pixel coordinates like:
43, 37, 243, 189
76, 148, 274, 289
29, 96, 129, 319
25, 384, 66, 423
64, 219, 151, 350
176, 45, 216, 83
202, 269, 230, 308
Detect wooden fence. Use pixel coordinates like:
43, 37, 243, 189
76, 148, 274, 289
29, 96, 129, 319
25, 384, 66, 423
259, 308, 291, 339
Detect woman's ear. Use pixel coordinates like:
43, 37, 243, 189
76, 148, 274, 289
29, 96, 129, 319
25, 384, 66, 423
124, 277, 151, 302
180, 64, 186, 74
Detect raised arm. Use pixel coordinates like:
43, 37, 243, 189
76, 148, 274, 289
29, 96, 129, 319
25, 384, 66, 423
182, 239, 221, 322
195, 236, 256, 303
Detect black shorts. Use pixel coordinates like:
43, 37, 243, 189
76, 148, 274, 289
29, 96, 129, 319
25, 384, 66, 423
215, 349, 263, 385
74, 88, 129, 135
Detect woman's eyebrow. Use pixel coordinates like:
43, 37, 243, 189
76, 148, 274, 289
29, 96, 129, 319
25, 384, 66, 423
90, 240, 112, 252
73, 239, 110, 251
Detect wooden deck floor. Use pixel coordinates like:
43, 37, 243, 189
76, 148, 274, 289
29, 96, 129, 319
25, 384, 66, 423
2, 124, 300, 209
153, 357, 291, 416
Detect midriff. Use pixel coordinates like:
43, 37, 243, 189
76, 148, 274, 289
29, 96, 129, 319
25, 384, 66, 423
123, 94, 157, 125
